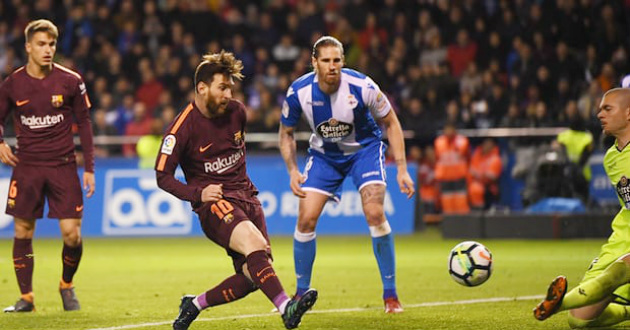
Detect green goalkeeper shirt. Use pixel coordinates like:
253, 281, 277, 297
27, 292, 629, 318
604, 140, 630, 210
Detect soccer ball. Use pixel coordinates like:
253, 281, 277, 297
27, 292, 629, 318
448, 241, 493, 287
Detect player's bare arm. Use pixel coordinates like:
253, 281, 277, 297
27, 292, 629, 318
279, 123, 306, 198
83, 172, 95, 198
0, 142, 19, 167
200, 183, 223, 203
378, 111, 415, 199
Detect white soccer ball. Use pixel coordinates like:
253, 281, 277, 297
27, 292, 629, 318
448, 241, 493, 287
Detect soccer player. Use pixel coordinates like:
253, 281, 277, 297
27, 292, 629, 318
0, 19, 95, 312
278, 36, 415, 313
155, 51, 317, 330
534, 88, 630, 327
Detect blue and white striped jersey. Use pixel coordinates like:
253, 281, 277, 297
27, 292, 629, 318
281, 68, 392, 157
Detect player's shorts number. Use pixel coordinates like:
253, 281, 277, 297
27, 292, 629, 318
9, 180, 17, 198
211, 199, 234, 221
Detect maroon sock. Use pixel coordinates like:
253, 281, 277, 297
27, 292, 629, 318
197, 273, 256, 309
62, 242, 83, 284
246, 250, 289, 309
13, 238, 34, 294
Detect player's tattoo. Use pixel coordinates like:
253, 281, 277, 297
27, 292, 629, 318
360, 184, 385, 204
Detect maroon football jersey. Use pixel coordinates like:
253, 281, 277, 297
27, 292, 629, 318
155, 100, 257, 207
0, 64, 94, 172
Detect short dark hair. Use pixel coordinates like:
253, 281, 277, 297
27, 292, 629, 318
312, 36, 344, 59
194, 50, 244, 88
24, 19, 58, 42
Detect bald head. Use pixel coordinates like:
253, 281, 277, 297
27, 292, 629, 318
603, 88, 630, 110
599, 88, 630, 140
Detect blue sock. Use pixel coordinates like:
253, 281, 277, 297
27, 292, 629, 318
294, 230, 316, 297
370, 222, 397, 300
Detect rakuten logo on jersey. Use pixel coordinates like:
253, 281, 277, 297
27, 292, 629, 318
21, 114, 64, 129
204, 150, 244, 174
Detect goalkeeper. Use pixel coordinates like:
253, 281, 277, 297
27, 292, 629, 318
534, 87, 630, 328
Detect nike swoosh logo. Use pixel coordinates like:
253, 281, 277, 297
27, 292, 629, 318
75, 205, 84, 212
16, 100, 30, 106
256, 265, 273, 277
199, 143, 213, 152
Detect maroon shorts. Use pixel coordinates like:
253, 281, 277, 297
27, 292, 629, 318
6, 162, 83, 220
197, 197, 271, 272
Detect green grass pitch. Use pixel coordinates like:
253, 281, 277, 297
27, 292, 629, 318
0, 227, 614, 330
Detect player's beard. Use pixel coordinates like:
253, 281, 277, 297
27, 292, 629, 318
206, 96, 229, 117
323, 71, 339, 86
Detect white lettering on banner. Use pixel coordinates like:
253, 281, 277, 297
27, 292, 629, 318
20, 114, 64, 129
103, 169, 192, 235
276, 191, 394, 217
108, 189, 187, 227
0, 178, 12, 230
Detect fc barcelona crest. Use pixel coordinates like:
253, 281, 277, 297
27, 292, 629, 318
51, 95, 63, 108
234, 130, 244, 145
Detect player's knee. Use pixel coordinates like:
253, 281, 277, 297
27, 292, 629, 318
296, 215, 317, 233
618, 253, 630, 264
230, 221, 268, 255
14, 219, 35, 238
63, 232, 82, 247
363, 207, 385, 226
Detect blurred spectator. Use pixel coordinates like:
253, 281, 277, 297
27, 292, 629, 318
61, 4, 93, 56
135, 68, 164, 115
550, 41, 582, 86
92, 108, 121, 157
109, 94, 135, 134
141, 1, 165, 55
418, 145, 440, 220
556, 110, 593, 202
123, 102, 152, 157
400, 97, 435, 146
420, 34, 447, 68
597, 62, 616, 93
136, 118, 164, 169
434, 122, 470, 214
447, 29, 477, 77
272, 34, 300, 72
357, 12, 387, 51
468, 138, 503, 211
414, 9, 439, 49
499, 102, 527, 128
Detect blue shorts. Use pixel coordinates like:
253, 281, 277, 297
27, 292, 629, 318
302, 142, 387, 202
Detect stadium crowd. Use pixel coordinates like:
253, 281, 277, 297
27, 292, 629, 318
0, 0, 629, 156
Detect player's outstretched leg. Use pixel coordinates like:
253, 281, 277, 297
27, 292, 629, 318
173, 295, 200, 330
282, 288, 318, 329
534, 275, 568, 321
370, 221, 403, 313
172, 273, 257, 330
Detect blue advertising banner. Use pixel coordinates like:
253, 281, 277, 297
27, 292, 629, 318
0, 157, 417, 238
